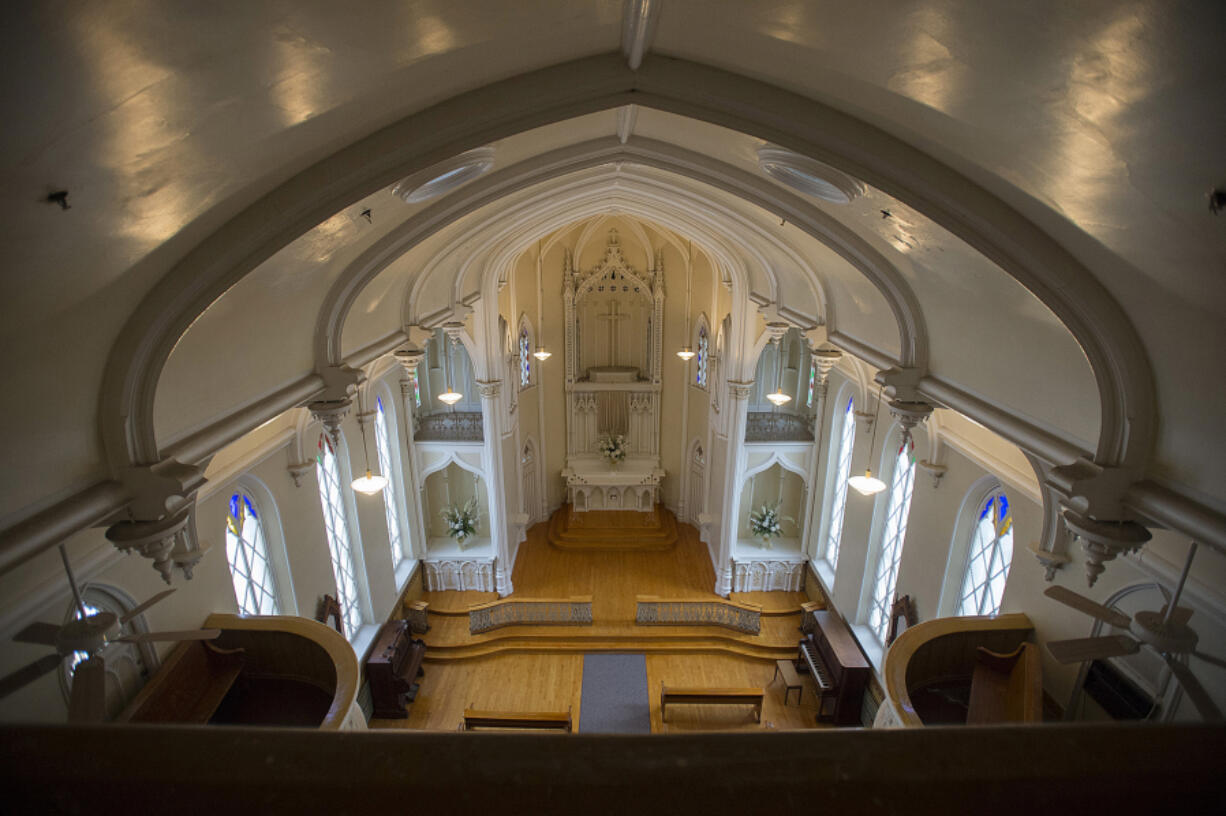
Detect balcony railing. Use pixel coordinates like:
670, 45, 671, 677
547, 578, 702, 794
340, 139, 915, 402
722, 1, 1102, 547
416, 411, 484, 442
745, 411, 814, 442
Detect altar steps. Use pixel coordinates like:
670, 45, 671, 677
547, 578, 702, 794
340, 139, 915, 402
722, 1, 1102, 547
546, 503, 678, 551
421, 631, 798, 663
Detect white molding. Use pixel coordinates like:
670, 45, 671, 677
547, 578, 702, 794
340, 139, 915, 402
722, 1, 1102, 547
936, 418, 1042, 505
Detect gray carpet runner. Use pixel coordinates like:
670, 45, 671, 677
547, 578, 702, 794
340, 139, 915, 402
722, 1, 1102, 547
579, 653, 651, 733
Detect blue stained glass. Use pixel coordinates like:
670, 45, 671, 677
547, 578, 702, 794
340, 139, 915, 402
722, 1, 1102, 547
243, 495, 257, 520
229, 494, 241, 521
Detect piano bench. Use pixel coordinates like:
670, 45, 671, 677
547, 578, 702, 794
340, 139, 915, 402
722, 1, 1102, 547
773, 659, 803, 705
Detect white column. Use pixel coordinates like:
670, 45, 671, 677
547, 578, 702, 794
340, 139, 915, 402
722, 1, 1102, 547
478, 379, 513, 596
714, 380, 754, 597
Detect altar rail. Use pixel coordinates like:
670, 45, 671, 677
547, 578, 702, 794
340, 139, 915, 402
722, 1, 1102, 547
417, 411, 483, 441
635, 595, 762, 635
745, 412, 814, 442
468, 596, 594, 634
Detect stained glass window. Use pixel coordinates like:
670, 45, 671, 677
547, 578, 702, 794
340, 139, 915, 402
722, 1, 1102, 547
375, 397, 405, 565
957, 492, 1014, 616
868, 435, 917, 643
696, 325, 709, 387
806, 366, 816, 407
409, 369, 421, 408
824, 397, 856, 571
519, 326, 531, 387
225, 491, 280, 616
316, 434, 363, 638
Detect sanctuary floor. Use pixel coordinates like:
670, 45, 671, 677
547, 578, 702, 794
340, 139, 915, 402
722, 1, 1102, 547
369, 520, 829, 733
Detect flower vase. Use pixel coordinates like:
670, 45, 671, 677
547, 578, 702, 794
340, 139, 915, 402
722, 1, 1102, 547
759, 536, 773, 550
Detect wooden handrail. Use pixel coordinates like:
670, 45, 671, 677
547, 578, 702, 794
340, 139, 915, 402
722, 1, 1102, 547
881, 612, 1034, 727
202, 613, 362, 731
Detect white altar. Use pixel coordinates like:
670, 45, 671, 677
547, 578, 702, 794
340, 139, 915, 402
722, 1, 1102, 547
562, 230, 666, 512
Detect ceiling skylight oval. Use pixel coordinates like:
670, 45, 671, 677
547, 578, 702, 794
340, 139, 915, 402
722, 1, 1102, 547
757, 146, 865, 205
392, 147, 495, 203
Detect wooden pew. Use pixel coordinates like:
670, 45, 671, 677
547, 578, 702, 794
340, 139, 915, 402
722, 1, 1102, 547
660, 686, 764, 723
967, 643, 1043, 724
462, 707, 573, 733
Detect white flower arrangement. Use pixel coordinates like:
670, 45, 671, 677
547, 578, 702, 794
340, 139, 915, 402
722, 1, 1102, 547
748, 501, 792, 547
598, 434, 627, 464
442, 496, 480, 546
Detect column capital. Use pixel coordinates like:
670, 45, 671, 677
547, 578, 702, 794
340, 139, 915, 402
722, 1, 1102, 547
728, 380, 754, 400
308, 398, 352, 447
476, 380, 502, 399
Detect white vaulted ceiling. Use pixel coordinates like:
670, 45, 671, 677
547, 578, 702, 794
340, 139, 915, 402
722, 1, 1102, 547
1, 1, 1223, 539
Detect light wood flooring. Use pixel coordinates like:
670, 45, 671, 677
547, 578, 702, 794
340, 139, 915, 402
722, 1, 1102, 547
370, 519, 828, 733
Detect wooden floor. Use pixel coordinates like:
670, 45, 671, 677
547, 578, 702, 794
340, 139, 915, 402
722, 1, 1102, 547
371, 520, 827, 733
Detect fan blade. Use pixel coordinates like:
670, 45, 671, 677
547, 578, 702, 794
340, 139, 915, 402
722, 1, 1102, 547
1044, 586, 1131, 628
1192, 650, 1226, 671
116, 628, 220, 643
120, 588, 176, 625
0, 653, 63, 699
1165, 656, 1223, 722
1046, 634, 1140, 664
12, 621, 62, 647
67, 656, 107, 723
1159, 605, 1194, 627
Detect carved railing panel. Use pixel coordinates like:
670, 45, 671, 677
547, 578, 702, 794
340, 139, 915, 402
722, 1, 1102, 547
416, 411, 484, 441
469, 596, 594, 634
745, 411, 814, 442
634, 596, 762, 635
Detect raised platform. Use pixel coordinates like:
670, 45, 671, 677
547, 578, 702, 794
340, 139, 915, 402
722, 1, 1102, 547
547, 503, 678, 551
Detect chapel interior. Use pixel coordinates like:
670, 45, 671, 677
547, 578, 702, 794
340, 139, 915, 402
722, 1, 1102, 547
1, 1, 1224, 810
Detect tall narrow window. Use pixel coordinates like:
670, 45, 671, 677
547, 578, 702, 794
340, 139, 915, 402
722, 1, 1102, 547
519, 326, 531, 387
225, 491, 280, 616
868, 434, 917, 642
695, 324, 709, 387
957, 492, 1014, 616
375, 396, 405, 565
409, 369, 421, 408
806, 365, 816, 407
316, 434, 363, 638
824, 396, 856, 571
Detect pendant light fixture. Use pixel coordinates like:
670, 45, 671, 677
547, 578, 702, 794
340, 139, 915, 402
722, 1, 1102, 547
438, 332, 463, 405
848, 384, 887, 496
351, 415, 388, 495
677, 240, 696, 360
765, 334, 792, 406
532, 240, 552, 361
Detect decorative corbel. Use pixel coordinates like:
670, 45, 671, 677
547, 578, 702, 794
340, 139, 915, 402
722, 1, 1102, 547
917, 459, 947, 488
1049, 458, 1149, 586
106, 506, 193, 584
1028, 541, 1071, 582
308, 399, 352, 448
728, 380, 754, 400
287, 461, 315, 487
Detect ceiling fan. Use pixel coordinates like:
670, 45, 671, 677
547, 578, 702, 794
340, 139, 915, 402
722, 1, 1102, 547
0, 544, 219, 722
1044, 541, 1226, 722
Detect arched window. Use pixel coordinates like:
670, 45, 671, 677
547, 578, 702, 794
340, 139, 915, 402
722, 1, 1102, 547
375, 396, 406, 566
225, 490, 280, 616
956, 491, 1014, 616
695, 323, 709, 388
823, 395, 856, 571
316, 434, 364, 638
867, 432, 917, 643
518, 324, 532, 387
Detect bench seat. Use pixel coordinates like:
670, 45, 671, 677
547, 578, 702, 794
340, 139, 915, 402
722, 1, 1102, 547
660, 686, 764, 722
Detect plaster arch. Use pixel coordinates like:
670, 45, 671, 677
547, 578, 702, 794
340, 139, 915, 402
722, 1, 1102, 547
103, 53, 1149, 499
743, 451, 810, 483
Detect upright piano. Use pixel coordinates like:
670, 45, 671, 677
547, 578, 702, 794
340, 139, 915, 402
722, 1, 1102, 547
366, 620, 427, 719
796, 609, 870, 726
